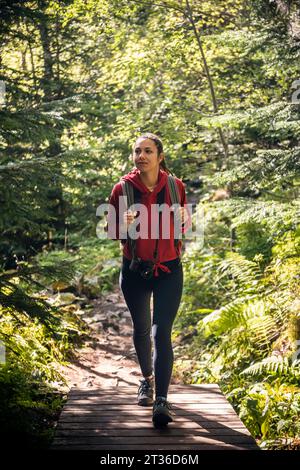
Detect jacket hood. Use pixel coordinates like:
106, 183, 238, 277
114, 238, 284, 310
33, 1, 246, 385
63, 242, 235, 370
120, 167, 168, 195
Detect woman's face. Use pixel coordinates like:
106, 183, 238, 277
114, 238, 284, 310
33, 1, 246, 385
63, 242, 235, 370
133, 138, 163, 173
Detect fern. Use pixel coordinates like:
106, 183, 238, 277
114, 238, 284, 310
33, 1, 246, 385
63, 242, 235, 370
232, 200, 300, 232
217, 252, 263, 293
242, 357, 300, 378
200, 296, 257, 336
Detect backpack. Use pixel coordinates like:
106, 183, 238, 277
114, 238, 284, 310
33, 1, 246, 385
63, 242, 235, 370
120, 175, 182, 259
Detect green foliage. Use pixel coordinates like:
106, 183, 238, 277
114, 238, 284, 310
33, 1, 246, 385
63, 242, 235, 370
1, 0, 300, 450
0, 364, 67, 448
236, 382, 300, 446
178, 215, 300, 447
242, 357, 300, 381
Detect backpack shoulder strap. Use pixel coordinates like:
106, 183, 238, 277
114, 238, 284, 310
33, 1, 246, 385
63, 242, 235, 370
167, 175, 182, 251
167, 175, 181, 206
121, 180, 134, 209
120, 180, 141, 257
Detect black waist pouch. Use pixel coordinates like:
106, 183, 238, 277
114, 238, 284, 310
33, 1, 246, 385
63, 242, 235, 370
122, 256, 181, 279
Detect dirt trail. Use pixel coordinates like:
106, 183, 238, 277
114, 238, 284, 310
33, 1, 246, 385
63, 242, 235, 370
58, 284, 182, 391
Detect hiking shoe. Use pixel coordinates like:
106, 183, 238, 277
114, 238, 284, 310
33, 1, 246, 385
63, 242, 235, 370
137, 377, 154, 406
152, 397, 175, 427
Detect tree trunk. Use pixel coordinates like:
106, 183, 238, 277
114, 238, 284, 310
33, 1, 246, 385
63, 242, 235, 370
36, 0, 66, 247
185, 0, 229, 168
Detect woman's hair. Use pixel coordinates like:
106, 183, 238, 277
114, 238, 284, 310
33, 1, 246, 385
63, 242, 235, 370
133, 132, 174, 175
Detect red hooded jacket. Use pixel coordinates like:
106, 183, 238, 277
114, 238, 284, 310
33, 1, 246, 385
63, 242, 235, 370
106, 168, 192, 277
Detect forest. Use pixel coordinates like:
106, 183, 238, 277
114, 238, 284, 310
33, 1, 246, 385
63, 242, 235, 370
0, 0, 300, 451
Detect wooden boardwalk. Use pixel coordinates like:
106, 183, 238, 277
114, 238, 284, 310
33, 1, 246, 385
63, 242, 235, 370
51, 384, 259, 450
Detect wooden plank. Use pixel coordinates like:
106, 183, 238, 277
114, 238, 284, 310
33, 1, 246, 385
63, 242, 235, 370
51, 434, 254, 445
69, 387, 222, 392
54, 427, 251, 438
68, 387, 222, 397
66, 397, 228, 405
69, 392, 223, 397
59, 415, 244, 429
56, 421, 248, 430
62, 404, 233, 411
68, 385, 221, 396
58, 414, 241, 421
68, 390, 222, 395
51, 443, 258, 450
59, 409, 241, 417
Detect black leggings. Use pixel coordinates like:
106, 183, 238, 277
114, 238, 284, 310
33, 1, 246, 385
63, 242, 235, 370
119, 256, 183, 398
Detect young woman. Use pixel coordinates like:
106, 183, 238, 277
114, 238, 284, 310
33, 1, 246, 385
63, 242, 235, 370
106, 132, 191, 427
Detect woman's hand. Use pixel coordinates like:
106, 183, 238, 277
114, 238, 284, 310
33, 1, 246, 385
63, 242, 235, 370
122, 210, 137, 228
